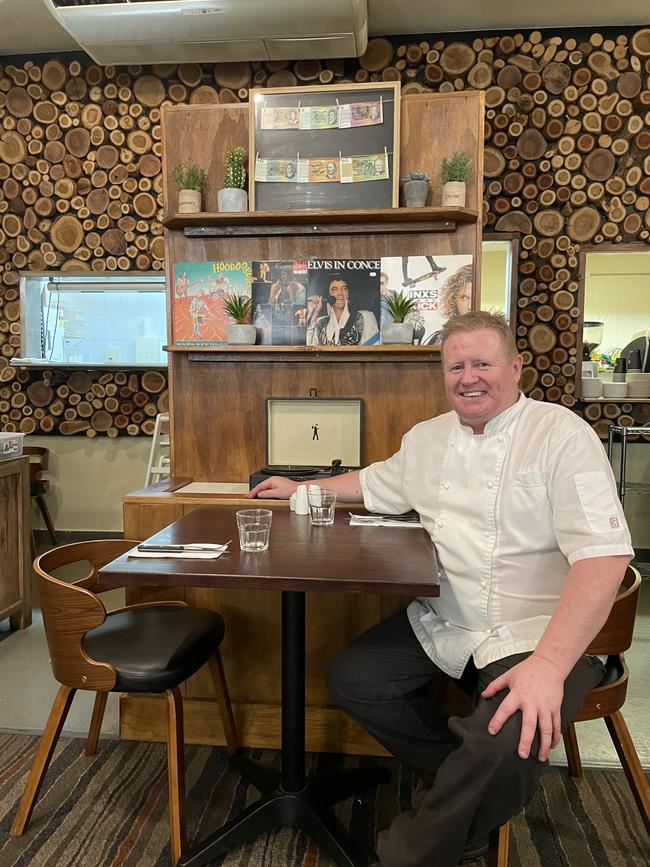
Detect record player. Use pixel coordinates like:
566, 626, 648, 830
250, 396, 364, 489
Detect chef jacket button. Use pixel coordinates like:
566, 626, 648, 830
497, 436, 504, 443
437, 520, 444, 528
481, 581, 486, 588
443, 620, 450, 627
487, 481, 493, 489
484, 531, 490, 538
443, 482, 450, 490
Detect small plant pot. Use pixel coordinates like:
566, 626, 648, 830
402, 179, 430, 208
381, 322, 414, 345
218, 188, 248, 213
227, 323, 257, 345
178, 189, 202, 213
442, 182, 466, 207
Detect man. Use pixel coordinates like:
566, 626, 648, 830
248, 311, 633, 867
306, 275, 379, 346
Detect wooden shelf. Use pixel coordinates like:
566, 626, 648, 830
164, 344, 442, 363
581, 398, 650, 403
164, 206, 479, 237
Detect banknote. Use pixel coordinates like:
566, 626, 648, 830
304, 157, 340, 183
339, 100, 383, 128
260, 106, 301, 130
340, 153, 389, 183
255, 157, 299, 182
299, 105, 339, 130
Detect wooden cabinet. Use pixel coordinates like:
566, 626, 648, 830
119, 92, 484, 753
0, 456, 31, 629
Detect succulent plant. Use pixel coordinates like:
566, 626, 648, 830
383, 290, 417, 324
223, 293, 253, 324
401, 170, 430, 184
170, 158, 207, 191
224, 146, 247, 190
441, 152, 471, 184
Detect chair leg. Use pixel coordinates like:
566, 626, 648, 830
85, 692, 109, 756
165, 687, 186, 865
36, 495, 57, 546
605, 710, 650, 835
207, 651, 238, 755
562, 722, 583, 778
487, 821, 510, 867
11, 685, 76, 836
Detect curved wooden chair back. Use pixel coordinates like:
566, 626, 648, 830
584, 565, 640, 656
34, 540, 140, 693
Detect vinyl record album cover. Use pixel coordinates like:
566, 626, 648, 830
251, 259, 309, 345
172, 261, 252, 346
305, 259, 381, 346
380, 255, 474, 345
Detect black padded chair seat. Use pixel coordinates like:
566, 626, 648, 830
598, 654, 623, 687
83, 605, 225, 692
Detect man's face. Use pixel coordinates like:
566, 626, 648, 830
380, 273, 389, 295
329, 280, 349, 307
456, 283, 472, 315
442, 328, 522, 434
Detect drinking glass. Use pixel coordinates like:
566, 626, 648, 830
236, 509, 273, 552
308, 490, 337, 526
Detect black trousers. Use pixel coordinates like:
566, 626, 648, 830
327, 609, 604, 867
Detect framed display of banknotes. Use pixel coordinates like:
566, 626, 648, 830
249, 81, 400, 212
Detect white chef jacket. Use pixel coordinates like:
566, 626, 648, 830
359, 394, 634, 677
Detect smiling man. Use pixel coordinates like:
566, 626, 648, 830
248, 311, 633, 867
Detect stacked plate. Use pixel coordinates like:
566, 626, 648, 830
626, 372, 650, 399
602, 381, 627, 399
581, 377, 603, 398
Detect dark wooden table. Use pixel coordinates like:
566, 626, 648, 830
99, 505, 439, 867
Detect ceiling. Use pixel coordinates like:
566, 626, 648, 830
0, 0, 648, 57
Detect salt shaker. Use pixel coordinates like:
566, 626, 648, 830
295, 484, 309, 515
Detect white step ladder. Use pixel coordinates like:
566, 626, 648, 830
145, 412, 171, 486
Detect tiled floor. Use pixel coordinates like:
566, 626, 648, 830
1, 557, 649, 771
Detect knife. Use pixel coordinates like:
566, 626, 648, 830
137, 543, 230, 552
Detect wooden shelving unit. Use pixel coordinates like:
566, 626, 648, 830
164, 206, 479, 236
121, 93, 485, 755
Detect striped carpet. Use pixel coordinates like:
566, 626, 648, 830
0, 734, 648, 866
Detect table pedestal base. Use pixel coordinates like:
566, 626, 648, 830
178, 755, 389, 867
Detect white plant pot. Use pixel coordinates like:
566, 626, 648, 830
381, 322, 414, 345
178, 189, 202, 213
442, 182, 466, 207
218, 188, 248, 213
227, 323, 257, 345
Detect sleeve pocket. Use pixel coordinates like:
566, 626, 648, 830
574, 470, 624, 534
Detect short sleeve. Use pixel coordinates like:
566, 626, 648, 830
548, 423, 634, 565
360, 431, 413, 514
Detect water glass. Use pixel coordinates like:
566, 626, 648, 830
236, 509, 272, 552
308, 490, 337, 526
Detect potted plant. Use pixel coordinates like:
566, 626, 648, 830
171, 158, 207, 214
224, 293, 256, 344
381, 290, 417, 344
218, 146, 248, 213
441, 151, 471, 207
401, 170, 430, 207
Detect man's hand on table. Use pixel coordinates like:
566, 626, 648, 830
248, 476, 298, 500
481, 654, 565, 762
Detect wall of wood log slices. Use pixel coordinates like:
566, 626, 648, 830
1, 28, 649, 438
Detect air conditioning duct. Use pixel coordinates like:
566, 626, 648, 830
43, 0, 368, 65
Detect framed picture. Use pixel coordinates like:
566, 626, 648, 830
249, 81, 400, 212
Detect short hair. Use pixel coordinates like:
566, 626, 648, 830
441, 310, 518, 360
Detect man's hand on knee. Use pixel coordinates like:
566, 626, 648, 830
481, 656, 565, 762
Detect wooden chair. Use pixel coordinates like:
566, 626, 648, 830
10, 539, 238, 865
24, 446, 57, 557
487, 564, 649, 866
